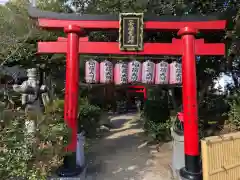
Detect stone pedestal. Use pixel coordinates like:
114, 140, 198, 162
76, 132, 85, 167
171, 128, 185, 178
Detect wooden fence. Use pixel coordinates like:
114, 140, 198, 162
201, 131, 240, 180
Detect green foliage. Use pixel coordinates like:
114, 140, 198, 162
143, 99, 169, 124
229, 101, 240, 129
0, 0, 64, 68
49, 98, 102, 137
0, 97, 101, 179
144, 118, 172, 141
228, 90, 240, 129
0, 100, 70, 180
199, 94, 230, 121
78, 98, 101, 137
142, 99, 172, 141
79, 98, 101, 120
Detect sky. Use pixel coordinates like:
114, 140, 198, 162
0, 0, 8, 5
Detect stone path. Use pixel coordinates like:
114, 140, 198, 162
85, 113, 174, 180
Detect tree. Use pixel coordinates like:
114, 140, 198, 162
0, 0, 66, 69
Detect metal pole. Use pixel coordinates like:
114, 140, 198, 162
57, 24, 83, 177
178, 27, 202, 180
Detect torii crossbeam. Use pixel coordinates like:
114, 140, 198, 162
39, 38, 224, 55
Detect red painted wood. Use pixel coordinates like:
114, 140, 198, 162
128, 85, 147, 100
63, 25, 82, 152
179, 27, 199, 157
38, 19, 226, 30
38, 40, 225, 55
57, 36, 89, 42
38, 41, 181, 55
128, 85, 145, 89
145, 21, 226, 30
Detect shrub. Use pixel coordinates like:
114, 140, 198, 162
0, 97, 101, 179
228, 90, 240, 130
142, 99, 172, 141
78, 98, 101, 137
50, 98, 102, 137
0, 100, 70, 180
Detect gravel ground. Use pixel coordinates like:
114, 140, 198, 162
85, 113, 174, 180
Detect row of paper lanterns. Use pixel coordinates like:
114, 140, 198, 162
85, 60, 182, 85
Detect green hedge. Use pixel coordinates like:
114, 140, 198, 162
142, 99, 172, 141
53, 98, 101, 136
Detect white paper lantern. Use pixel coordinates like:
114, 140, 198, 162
85, 59, 99, 83
169, 61, 182, 84
155, 61, 169, 84
114, 61, 128, 85
100, 60, 113, 84
128, 60, 142, 83
142, 60, 155, 84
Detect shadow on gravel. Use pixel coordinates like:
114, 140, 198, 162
85, 114, 172, 180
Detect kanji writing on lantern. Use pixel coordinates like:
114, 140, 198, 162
105, 62, 113, 81
142, 60, 155, 84
169, 61, 182, 84
175, 63, 182, 83
155, 61, 169, 84
120, 62, 128, 83
100, 60, 113, 83
85, 60, 99, 83
160, 73, 166, 81
128, 60, 141, 83
88, 61, 96, 80
131, 62, 139, 81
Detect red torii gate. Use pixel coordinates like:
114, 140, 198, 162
128, 85, 147, 100
29, 6, 226, 180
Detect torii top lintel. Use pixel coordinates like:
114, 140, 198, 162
28, 7, 227, 30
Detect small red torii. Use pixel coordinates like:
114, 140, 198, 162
128, 85, 147, 100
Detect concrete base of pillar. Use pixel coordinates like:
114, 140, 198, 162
171, 128, 185, 179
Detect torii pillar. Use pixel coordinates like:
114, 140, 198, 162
56, 25, 85, 177
178, 27, 202, 180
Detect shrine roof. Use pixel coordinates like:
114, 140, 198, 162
28, 6, 234, 23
